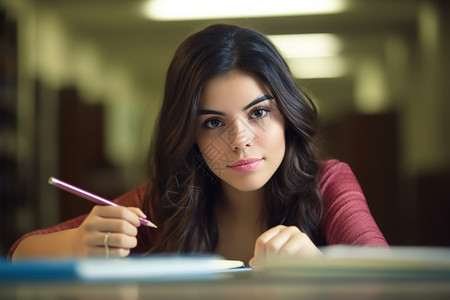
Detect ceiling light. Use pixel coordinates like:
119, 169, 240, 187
143, 0, 348, 21
269, 33, 342, 58
287, 56, 349, 79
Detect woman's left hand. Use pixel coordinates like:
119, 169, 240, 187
249, 225, 322, 267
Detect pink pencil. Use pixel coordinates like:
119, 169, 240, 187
48, 177, 157, 228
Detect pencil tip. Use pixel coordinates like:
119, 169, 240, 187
147, 221, 157, 228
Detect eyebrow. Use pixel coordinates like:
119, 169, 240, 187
198, 94, 274, 116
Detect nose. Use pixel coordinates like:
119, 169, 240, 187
232, 137, 251, 152
226, 119, 255, 152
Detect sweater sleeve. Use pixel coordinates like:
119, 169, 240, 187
319, 159, 388, 247
7, 183, 157, 258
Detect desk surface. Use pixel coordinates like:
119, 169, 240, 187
3, 246, 450, 299
2, 271, 450, 300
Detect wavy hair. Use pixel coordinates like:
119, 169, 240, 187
145, 24, 324, 253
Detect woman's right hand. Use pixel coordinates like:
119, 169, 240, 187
72, 205, 146, 257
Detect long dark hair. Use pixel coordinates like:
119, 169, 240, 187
145, 24, 324, 253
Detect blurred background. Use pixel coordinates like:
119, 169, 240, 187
1, 0, 449, 256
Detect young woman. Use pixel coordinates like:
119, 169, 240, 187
9, 24, 387, 265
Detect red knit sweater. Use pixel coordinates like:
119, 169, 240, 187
8, 159, 388, 258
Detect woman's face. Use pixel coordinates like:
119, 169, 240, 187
195, 70, 286, 192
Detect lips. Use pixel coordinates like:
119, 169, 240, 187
228, 158, 263, 173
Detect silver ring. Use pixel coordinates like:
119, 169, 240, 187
104, 232, 111, 259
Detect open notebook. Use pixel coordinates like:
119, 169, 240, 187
0, 255, 245, 282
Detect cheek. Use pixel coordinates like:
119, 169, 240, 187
195, 132, 206, 151
196, 132, 230, 167
197, 131, 222, 152
195, 126, 212, 151
257, 121, 285, 151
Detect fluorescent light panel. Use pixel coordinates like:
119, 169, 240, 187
144, 0, 347, 20
269, 33, 342, 58
268, 33, 346, 78
287, 56, 349, 79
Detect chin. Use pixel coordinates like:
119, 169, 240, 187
223, 178, 269, 192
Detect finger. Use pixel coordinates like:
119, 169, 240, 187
86, 232, 138, 249
282, 234, 323, 257
87, 246, 131, 258
248, 257, 256, 267
106, 247, 131, 258
127, 207, 147, 219
95, 219, 138, 237
254, 225, 285, 260
263, 227, 299, 257
93, 206, 141, 227
105, 232, 138, 249
277, 233, 309, 257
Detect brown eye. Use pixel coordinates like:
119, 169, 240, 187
250, 107, 269, 119
204, 118, 224, 129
